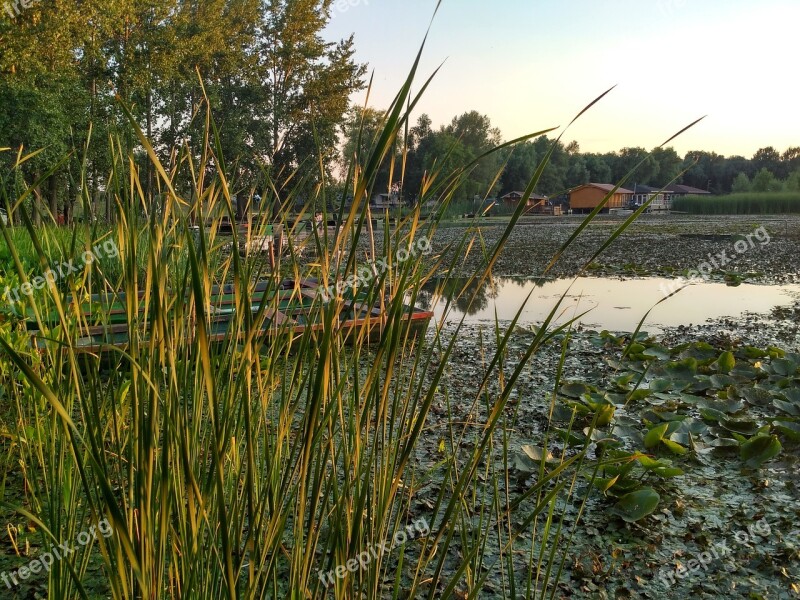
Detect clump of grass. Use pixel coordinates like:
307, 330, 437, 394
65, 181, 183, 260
674, 192, 800, 214
0, 39, 701, 599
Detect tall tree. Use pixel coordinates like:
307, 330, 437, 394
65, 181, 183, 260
258, 0, 366, 205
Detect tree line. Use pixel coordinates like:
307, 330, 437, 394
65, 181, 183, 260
0, 0, 366, 222
2, 0, 798, 223
342, 108, 800, 205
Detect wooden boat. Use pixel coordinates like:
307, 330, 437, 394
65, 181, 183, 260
23, 279, 434, 355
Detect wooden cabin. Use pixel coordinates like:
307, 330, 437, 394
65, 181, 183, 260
569, 183, 634, 213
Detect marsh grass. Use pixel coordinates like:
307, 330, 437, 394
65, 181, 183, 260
0, 35, 702, 599
674, 192, 800, 215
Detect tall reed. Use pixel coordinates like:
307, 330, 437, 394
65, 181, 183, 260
673, 192, 800, 214
0, 37, 700, 599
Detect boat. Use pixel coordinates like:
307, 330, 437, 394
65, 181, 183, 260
22, 279, 434, 356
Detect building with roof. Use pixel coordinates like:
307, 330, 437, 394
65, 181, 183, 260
568, 183, 634, 213
501, 191, 561, 215
630, 183, 670, 210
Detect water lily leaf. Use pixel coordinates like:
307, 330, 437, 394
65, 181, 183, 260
742, 346, 768, 359
710, 374, 737, 388
554, 428, 585, 446
688, 377, 714, 393
780, 388, 800, 404
627, 389, 651, 403
614, 373, 635, 389
642, 346, 671, 360
592, 475, 620, 493
595, 404, 616, 427
560, 382, 590, 399
674, 419, 709, 435
696, 397, 745, 415
661, 439, 688, 455
731, 364, 758, 379
628, 343, 646, 355
637, 456, 668, 469
521, 445, 555, 463
739, 387, 772, 407
773, 399, 800, 416
649, 378, 673, 393
721, 418, 760, 435
652, 466, 684, 477
716, 351, 736, 374
773, 421, 800, 442
681, 344, 717, 362
665, 358, 698, 381
610, 488, 660, 522
644, 423, 669, 449
700, 407, 727, 422
551, 404, 575, 421
771, 358, 799, 377
740, 434, 782, 468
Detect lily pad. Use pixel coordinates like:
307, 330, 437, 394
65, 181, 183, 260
738, 387, 773, 407
772, 421, 800, 442
610, 488, 660, 523
773, 399, 800, 416
715, 351, 736, 374
740, 434, 782, 469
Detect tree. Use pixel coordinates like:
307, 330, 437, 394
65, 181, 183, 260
651, 147, 682, 185
340, 106, 397, 197
613, 147, 659, 186
752, 146, 783, 178
752, 168, 780, 192
258, 0, 366, 206
782, 147, 800, 175
442, 111, 503, 199
731, 172, 751, 193
499, 142, 538, 195
584, 154, 612, 183
784, 170, 800, 192
565, 156, 590, 189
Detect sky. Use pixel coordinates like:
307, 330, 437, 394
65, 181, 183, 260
324, 0, 800, 158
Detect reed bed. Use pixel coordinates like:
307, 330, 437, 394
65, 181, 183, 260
673, 192, 800, 215
0, 50, 699, 598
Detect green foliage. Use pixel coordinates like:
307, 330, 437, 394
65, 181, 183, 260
731, 172, 751, 193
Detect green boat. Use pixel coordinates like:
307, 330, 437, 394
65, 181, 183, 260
22, 279, 434, 355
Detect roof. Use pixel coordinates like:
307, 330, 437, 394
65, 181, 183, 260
630, 183, 665, 194
572, 183, 634, 194
501, 191, 548, 201
666, 184, 711, 195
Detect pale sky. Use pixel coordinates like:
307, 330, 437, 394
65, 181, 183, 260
325, 0, 800, 157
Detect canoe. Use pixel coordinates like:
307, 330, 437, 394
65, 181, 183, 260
25, 279, 434, 355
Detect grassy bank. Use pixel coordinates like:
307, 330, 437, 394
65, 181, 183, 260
674, 192, 800, 214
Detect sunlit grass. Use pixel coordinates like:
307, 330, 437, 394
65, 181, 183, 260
0, 39, 702, 599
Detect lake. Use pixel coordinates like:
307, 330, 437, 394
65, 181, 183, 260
419, 277, 800, 333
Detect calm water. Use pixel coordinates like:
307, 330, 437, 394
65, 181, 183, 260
419, 277, 800, 333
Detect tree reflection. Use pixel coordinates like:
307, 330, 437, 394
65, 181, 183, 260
420, 276, 549, 316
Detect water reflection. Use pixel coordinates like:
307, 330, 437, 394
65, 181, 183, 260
419, 276, 800, 333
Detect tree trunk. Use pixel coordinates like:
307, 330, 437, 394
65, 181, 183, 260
48, 174, 58, 221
